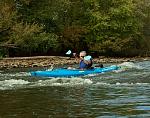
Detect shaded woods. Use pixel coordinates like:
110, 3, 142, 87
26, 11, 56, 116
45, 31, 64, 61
0, 0, 150, 57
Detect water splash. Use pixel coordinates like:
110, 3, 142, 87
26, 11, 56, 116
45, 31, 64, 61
0, 77, 93, 90
32, 78, 93, 87
112, 62, 143, 73
0, 79, 30, 90
118, 62, 142, 69
94, 82, 150, 87
0, 72, 30, 77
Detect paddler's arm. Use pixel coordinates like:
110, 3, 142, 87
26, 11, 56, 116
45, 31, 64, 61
83, 60, 92, 65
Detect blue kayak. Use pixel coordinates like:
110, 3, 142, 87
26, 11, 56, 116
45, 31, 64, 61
30, 65, 119, 77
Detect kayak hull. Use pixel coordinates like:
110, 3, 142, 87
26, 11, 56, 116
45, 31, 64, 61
30, 65, 118, 77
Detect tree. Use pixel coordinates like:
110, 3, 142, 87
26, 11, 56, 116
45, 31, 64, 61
83, 0, 149, 56
0, 0, 17, 42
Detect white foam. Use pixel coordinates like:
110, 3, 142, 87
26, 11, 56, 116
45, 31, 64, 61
0, 79, 30, 90
32, 78, 93, 87
115, 82, 149, 86
118, 62, 142, 70
95, 82, 150, 87
3, 79, 30, 85
0, 72, 30, 77
95, 82, 111, 86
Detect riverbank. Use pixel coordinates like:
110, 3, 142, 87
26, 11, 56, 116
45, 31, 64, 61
0, 56, 150, 69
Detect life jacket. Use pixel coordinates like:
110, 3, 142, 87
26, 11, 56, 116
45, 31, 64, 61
79, 60, 92, 69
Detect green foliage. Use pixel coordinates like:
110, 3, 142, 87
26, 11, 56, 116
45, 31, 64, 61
9, 22, 42, 45
8, 22, 59, 55
0, 0, 150, 57
0, 0, 17, 43
60, 25, 88, 51
85, 0, 149, 56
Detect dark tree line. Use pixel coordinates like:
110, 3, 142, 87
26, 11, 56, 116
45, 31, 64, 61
0, 0, 150, 57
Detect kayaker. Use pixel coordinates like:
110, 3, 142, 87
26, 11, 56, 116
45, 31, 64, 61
67, 50, 93, 70
79, 51, 93, 69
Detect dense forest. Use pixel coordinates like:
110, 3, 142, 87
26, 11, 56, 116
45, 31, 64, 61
0, 0, 150, 57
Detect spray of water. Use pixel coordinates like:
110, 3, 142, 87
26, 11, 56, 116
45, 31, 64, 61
118, 62, 142, 69
0, 77, 93, 90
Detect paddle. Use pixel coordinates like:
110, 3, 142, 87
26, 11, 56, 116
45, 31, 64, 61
65, 50, 104, 68
66, 50, 72, 55
45, 50, 103, 71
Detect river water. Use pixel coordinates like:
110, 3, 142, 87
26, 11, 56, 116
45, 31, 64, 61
0, 61, 150, 118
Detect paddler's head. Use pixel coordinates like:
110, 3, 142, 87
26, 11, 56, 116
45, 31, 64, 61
79, 51, 86, 59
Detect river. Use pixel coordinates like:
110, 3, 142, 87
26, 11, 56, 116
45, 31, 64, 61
0, 61, 150, 118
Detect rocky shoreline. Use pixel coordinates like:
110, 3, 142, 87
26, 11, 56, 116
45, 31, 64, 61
0, 56, 150, 69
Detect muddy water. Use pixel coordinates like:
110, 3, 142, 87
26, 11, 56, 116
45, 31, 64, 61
0, 61, 150, 118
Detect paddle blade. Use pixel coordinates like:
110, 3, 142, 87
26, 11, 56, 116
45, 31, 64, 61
66, 50, 72, 55
84, 55, 92, 61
